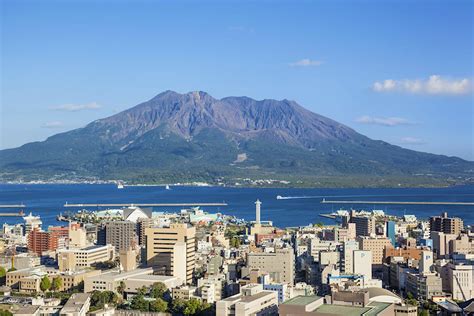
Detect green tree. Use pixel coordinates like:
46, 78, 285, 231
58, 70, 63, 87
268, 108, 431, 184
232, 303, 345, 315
150, 282, 167, 299
230, 237, 241, 248
149, 298, 168, 312
51, 277, 62, 292
137, 285, 148, 296
0, 267, 6, 286
40, 276, 51, 292
418, 309, 429, 316
130, 295, 149, 312
171, 298, 186, 314
90, 291, 119, 311
0, 310, 13, 316
117, 281, 126, 297
183, 298, 202, 316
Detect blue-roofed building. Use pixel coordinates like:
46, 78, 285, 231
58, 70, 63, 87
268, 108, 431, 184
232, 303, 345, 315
386, 221, 396, 246
420, 238, 433, 249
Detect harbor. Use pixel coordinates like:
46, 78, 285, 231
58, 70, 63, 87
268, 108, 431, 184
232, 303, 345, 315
320, 199, 474, 206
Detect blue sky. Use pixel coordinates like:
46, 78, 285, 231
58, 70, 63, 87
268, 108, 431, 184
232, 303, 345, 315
1, 0, 473, 160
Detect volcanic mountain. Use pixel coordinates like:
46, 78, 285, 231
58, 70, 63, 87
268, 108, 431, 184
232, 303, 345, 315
1, 90, 472, 186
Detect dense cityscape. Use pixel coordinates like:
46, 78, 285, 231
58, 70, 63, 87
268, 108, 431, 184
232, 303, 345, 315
1, 1, 473, 315
0, 199, 472, 316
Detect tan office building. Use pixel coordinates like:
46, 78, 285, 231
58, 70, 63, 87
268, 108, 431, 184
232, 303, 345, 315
145, 223, 196, 284
57, 245, 115, 272
247, 248, 294, 284
358, 236, 392, 264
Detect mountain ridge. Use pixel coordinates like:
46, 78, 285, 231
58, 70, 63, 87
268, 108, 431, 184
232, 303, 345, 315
0, 90, 472, 187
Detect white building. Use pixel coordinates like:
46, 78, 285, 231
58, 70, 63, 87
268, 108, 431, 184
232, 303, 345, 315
353, 250, 372, 280
342, 240, 359, 274
216, 284, 278, 316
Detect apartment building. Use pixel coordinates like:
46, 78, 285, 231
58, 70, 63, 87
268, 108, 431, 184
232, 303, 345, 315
430, 212, 463, 235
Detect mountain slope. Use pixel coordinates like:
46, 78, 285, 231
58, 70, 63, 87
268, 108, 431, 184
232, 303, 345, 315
0, 90, 472, 187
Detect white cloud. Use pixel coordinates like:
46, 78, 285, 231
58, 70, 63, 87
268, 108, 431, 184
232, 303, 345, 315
49, 102, 102, 112
289, 58, 323, 67
356, 115, 414, 126
41, 121, 64, 128
373, 75, 472, 95
400, 137, 425, 145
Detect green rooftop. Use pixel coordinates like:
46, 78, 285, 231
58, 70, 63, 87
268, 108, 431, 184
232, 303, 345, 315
282, 295, 322, 306
315, 304, 371, 316
364, 302, 392, 316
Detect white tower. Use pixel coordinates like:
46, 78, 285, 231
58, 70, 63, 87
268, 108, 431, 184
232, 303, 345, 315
255, 199, 261, 225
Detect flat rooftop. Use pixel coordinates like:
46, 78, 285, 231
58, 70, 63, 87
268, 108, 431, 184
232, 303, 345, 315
61, 293, 91, 313
315, 304, 371, 316
240, 291, 274, 303
282, 295, 322, 306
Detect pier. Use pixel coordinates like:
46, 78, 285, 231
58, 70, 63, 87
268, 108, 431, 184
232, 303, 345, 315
0, 204, 26, 208
0, 211, 25, 217
320, 200, 474, 206
64, 202, 228, 207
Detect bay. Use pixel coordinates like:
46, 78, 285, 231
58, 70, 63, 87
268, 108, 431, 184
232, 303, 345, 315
0, 184, 473, 228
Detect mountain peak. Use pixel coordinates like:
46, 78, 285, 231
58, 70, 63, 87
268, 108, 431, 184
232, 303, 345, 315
1, 90, 471, 186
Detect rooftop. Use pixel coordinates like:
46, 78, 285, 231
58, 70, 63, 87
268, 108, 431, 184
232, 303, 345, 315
315, 304, 371, 316
61, 293, 91, 313
282, 295, 322, 306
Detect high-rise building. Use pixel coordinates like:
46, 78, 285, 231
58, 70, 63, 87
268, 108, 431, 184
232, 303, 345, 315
247, 248, 294, 284
136, 218, 154, 246
358, 236, 392, 264
353, 250, 372, 281
104, 221, 136, 253
431, 231, 457, 258
68, 222, 87, 248
145, 223, 196, 284
386, 221, 396, 246
430, 212, 463, 235
419, 250, 433, 275
27, 228, 59, 255
349, 212, 375, 237
342, 240, 359, 274
23, 213, 42, 235
446, 262, 473, 301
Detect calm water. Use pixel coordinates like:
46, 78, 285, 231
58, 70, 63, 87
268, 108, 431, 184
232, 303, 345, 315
0, 184, 473, 228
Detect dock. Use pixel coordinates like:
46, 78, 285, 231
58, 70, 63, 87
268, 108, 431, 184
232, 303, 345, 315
321, 200, 474, 206
0, 204, 26, 208
64, 202, 228, 207
0, 211, 25, 217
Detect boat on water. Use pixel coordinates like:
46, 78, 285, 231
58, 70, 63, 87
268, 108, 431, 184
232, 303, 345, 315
117, 183, 124, 189
276, 195, 283, 199
165, 184, 171, 190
